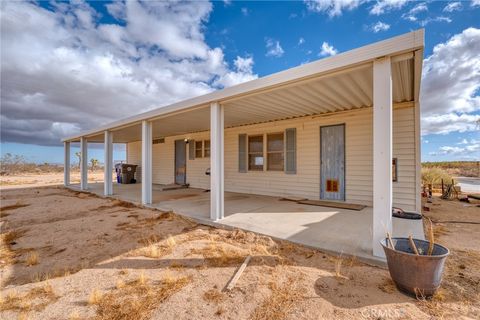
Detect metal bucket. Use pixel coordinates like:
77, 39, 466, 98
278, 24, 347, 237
380, 237, 449, 297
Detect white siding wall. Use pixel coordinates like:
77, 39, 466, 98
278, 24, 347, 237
126, 107, 417, 211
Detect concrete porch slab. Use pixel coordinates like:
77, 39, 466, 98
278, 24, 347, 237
69, 182, 425, 265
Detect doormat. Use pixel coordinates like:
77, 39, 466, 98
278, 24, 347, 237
297, 200, 366, 211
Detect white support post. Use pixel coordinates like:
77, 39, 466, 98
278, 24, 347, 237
373, 57, 393, 258
104, 131, 113, 196
64, 141, 70, 186
141, 120, 152, 205
210, 101, 224, 221
80, 137, 88, 190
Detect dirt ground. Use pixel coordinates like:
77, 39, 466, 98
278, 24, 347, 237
0, 178, 479, 319
0, 171, 104, 189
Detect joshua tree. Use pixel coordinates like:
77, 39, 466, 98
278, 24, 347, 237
75, 152, 81, 168
90, 158, 99, 171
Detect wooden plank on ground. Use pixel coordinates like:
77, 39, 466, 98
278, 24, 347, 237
224, 255, 251, 291
297, 200, 366, 211
279, 196, 308, 202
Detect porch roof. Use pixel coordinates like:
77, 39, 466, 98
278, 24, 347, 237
63, 29, 424, 143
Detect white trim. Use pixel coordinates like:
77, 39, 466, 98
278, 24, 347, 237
104, 131, 113, 196
210, 102, 224, 221
141, 121, 153, 204
64, 141, 70, 186
414, 50, 423, 213
80, 137, 88, 190
372, 57, 393, 258
62, 30, 424, 142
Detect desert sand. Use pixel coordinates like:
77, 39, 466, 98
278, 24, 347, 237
0, 174, 479, 320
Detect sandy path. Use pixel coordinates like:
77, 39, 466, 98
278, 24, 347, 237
0, 185, 479, 320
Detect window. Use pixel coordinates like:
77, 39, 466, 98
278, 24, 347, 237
267, 133, 284, 171
204, 140, 210, 158
248, 135, 264, 171
195, 141, 203, 158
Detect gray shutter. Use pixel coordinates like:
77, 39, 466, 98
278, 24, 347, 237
238, 134, 247, 173
189, 140, 195, 160
285, 128, 296, 174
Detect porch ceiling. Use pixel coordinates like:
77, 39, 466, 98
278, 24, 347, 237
83, 57, 414, 143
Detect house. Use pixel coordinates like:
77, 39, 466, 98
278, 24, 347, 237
62, 30, 424, 260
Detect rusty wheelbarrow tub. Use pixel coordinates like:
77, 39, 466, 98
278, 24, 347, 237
381, 237, 450, 297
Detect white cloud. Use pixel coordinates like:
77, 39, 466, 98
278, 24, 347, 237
298, 37, 305, 45
419, 16, 452, 26
319, 41, 338, 56
421, 114, 480, 136
401, 2, 428, 21
370, 0, 409, 15
370, 21, 390, 33
241, 7, 249, 16
443, 2, 462, 12
429, 144, 480, 157
421, 28, 480, 116
304, 0, 363, 17
265, 38, 284, 57
471, 0, 480, 7
0, 1, 257, 146
215, 56, 257, 88
458, 138, 480, 145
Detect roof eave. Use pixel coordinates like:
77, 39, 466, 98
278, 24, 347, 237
62, 29, 424, 142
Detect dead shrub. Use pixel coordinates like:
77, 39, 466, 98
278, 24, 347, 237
378, 278, 396, 294
25, 251, 40, 266
189, 242, 247, 267
0, 283, 58, 313
88, 289, 103, 305
250, 277, 304, 320
0, 229, 26, 266
203, 289, 225, 304
93, 275, 191, 320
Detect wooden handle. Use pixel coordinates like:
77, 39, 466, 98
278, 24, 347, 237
387, 232, 395, 251
409, 235, 419, 255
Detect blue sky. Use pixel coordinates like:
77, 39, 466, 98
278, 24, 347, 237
1, 0, 479, 164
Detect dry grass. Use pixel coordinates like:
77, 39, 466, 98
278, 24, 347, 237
136, 235, 177, 259
25, 251, 39, 266
115, 212, 177, 231
88, 289, 104, 305
189, 242, 247, 267
250, 277, 304, 320
0, 229, 26, 266
0, 283, 58, 313
378, 278, 397, 294
93, 274, 191, 320
203, 289, 225, 304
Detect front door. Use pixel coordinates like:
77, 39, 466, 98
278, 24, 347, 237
320, 124, 345, 200
175, 140, 187, 185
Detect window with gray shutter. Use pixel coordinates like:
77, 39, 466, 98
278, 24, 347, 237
238, 134, 247, 172
189, 140, 195, 160
285, 128, 296, 174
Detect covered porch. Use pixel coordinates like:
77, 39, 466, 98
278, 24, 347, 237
63, 30, 425, 261
69, 182, 424, 264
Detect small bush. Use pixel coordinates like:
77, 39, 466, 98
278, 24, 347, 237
421, 167, 453, 187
